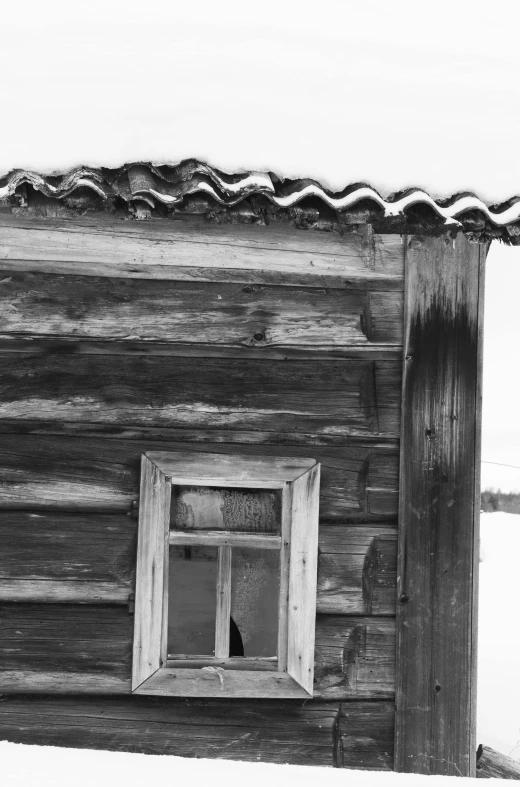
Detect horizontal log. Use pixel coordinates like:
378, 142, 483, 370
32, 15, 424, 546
0, 214, 405, 288
0, 603, 394, 700
0, 693, 340, 766
0, 692, 394, 769
0, 513, 136, 582
314, 616, 395, 699
476, 745, 520, 779
0, 272, 403, 349
0, 671, 131, 693
0, 515, 397, 612
0, 337, 404, 361
0, 420, 400, 448
338, 701, 395, 769
0, 435, 400, 519
0, 353, 402, 438
0, 581, 131, 604
0, 603, 132, 676
317, 527, 397, 615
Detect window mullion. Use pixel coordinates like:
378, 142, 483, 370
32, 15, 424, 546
214, 545, 232, 658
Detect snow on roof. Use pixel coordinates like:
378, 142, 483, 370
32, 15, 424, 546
2, 1, 520, 209
2, 162, 520, 242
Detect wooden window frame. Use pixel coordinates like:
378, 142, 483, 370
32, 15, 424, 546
132, 451, 320, 698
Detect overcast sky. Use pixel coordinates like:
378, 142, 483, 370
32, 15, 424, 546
1, 0, 519, 492
481, 242, 520, 492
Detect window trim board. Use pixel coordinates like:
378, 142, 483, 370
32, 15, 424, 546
132, 451, 320, 698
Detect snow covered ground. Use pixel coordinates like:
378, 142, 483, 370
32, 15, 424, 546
477, 512, 520, 759
0, 740, 501, 787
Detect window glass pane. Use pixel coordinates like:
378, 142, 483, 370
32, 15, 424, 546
168, 545, 217, 656
171, 487, 280, 533
230, 548, 280, 657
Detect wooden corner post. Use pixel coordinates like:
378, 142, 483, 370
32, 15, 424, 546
395, 233, 488, 777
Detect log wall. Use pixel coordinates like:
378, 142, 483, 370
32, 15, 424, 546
0, 214, 403, 769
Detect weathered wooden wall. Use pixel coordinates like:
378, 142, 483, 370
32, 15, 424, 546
0, 213, 403, 768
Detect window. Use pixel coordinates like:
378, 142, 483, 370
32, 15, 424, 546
132, 451, 320, 697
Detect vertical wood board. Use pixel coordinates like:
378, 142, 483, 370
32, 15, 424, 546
395, 234, 486, 777
132, 457, 171, 689
287, 464, 321, 693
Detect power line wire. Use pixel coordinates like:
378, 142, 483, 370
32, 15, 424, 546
481, 460, 520, 470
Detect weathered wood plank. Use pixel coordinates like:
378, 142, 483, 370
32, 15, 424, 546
0, 272, 403, 348
134, 668, 310, 699
0, 580, 131, 604
317, 527, 397, 615
476, 745, 520, 779
0, 435, 400, 520
132, 457, 170, 689
214, 546, 232, 659
0, 512, 136, 582
0, 691, 395, 769
148, 450, 315, 485
169, 531, 281, 549
0, 419, 400, 448
287, 464, 320, 694
0, 603, 395, 700
0, 514, 397, 611
0, 694, 342, 766
0, 337, 403, 361
0, 603, 132, 675
338, 701, 394, 769
395, 234, 486, 777
0, 213, 405, 287
314, 616, 395, 699
0, 353, 402, 438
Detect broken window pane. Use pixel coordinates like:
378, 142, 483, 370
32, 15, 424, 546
230, 548, 280, 657
168, 545, 217, 656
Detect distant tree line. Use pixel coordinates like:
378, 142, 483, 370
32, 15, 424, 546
481, 489, 520, 514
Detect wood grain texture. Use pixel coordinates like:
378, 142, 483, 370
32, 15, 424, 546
134, 668, 309, 699
0, 515, 397, 615
314, 616, 395, 699
0, 694, 395, 769
0, 605, 395, 700
0, 435, 399, 520
0, 511, 136, 582
476, 745, 520, 779
287, 464, 320, 694
132, 457, 171, 690
0, 353, 401, 438
0, 603, 132, 676
148, 450, 315, 485
337, 701, 394, 770
0, 337, 403, 361
169, 531, 281, 549
0, 694, 340, 766
0, 213, 404, 288
0, 272, 403, 349
317, 527, 397, 615
214, 546, 232, 659
395, 234, 485, 777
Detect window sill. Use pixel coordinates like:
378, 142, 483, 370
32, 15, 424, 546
133, 666, 311, 698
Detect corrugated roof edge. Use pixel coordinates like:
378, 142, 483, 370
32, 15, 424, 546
1, 160, 519, 243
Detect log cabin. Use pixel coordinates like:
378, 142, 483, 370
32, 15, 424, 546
0, 160, 518, 777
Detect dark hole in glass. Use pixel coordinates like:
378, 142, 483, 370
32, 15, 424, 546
229, 615, 244, 657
